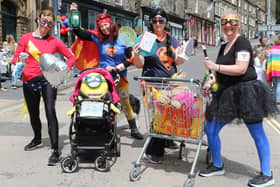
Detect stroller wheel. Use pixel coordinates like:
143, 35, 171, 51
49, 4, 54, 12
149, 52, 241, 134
115, 134, 121, 157
61, 156, 79, 173
95, 156, 110, 172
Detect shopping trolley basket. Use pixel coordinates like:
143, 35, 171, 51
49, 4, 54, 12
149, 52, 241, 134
129, 76, 210, 187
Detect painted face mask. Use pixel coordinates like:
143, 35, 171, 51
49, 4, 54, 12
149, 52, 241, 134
151, 17, 167, 24
39, 17, 54, 28
221, 18, 240, 28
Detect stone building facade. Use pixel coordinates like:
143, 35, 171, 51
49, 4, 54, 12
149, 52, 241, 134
0, 0, 272, 45
0, 0, 52, 42
212, 0, 268, 41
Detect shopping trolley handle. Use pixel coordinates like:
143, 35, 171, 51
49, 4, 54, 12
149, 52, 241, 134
134, 76, 201, 85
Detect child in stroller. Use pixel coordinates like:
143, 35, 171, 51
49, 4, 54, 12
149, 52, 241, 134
61, 68, 121, 173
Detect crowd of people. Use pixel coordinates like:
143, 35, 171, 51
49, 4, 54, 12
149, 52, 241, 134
0, 34, 17, 91
1, 3, 279, 187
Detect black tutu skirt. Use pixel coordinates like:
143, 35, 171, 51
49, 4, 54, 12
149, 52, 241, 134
206, 80, 278, 124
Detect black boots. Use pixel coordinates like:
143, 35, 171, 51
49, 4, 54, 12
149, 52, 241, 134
128, 119, 144, 140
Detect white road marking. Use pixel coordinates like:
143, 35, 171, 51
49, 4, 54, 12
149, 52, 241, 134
264, 118, 280, 134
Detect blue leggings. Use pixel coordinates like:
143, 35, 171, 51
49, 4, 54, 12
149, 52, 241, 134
204, 120, 271, 176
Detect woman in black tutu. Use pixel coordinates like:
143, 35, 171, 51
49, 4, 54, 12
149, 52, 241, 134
198, 12, 277, 187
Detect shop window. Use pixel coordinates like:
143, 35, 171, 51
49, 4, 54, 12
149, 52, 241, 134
1, 1, 17, 41
220, 4, 224, 16
173, 0, 177, 13
115, 0, 122, 6
197, 20, 201, 42
88, 9, 102, 30
215, 2, 220, 15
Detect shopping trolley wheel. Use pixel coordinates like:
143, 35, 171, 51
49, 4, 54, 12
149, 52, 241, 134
183, 177, 195, 187
206, 148, 212, 165
95, 156, 110, 172
61, 156, 79, 173
129, 167, 141, 182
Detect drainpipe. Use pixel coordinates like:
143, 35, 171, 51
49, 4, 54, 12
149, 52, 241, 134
267, 0, 271, 42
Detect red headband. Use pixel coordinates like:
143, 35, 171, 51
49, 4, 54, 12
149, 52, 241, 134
97, 18, 112, 26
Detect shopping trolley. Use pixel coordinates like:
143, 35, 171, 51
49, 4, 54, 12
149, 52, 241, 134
129, 76, 210, 187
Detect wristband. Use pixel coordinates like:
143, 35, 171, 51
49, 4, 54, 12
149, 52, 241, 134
116, 63, 125, 72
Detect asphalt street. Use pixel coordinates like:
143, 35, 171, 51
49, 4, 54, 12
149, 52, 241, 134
0, 44, 280, 187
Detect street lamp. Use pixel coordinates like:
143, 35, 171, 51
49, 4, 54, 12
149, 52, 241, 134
52, 0, 59, 39
256, 7, 259, 35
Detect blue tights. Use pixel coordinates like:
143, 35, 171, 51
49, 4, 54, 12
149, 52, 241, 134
204, 120, 271, 176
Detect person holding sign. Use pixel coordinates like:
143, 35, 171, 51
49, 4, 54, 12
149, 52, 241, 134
70, 3, 143, 140
133, 8, 184, 163
12, 8, 76, 166
198, 12, 277, 187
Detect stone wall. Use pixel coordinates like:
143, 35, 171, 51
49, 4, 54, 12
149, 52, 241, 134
101, 0, 136, 12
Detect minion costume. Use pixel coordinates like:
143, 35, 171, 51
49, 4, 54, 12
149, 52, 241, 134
72, 16, 143, 139
69, 69, 121, 115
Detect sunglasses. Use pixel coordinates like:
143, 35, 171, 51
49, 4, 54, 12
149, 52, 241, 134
151, 17, 167, 24
221, 18, 240, 27
39, 17, 54, 28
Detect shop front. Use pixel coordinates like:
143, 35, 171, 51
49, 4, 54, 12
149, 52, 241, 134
186, 14, 215, 46
1, 0, 17, 41
60, 0, 137, 46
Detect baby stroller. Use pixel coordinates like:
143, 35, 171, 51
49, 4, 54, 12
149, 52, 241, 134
61, 68, 121, 173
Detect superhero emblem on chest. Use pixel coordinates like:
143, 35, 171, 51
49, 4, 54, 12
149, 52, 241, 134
105, 47, 118, 57
156, 47, 176, 71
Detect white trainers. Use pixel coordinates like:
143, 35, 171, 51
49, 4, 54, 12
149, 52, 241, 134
248, 172, 275, 187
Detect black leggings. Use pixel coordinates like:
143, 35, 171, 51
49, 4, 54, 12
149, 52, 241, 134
23, 83, 59, 150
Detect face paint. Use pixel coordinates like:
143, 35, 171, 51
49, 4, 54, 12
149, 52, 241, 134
39, 17, 54, 28
221, 17, 240, 28
152, 17, 167, 24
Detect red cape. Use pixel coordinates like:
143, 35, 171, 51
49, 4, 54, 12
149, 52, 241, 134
71, 30, 99, 70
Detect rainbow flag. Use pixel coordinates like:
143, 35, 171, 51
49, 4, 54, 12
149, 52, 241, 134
266, 45, 280, 82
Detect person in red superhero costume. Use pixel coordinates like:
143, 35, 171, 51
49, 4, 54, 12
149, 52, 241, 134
12, 7, 76, 166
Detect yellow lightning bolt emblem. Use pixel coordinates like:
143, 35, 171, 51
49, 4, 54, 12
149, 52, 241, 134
28, 41, 41, 61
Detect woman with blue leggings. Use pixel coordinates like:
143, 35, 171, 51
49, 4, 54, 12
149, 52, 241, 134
198, 12, 278, 187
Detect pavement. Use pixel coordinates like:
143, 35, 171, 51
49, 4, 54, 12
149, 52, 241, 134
1, 60, 280, 186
